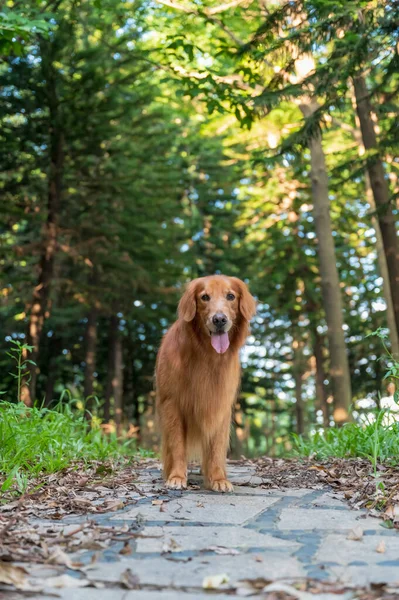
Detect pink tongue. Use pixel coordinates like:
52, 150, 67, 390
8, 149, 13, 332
211, 332, 230, 354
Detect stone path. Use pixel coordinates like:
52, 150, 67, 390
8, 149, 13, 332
7, 462, 399, 598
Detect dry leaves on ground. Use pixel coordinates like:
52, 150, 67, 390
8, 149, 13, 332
0, 562, 102, 593
235, 577, 399, 600
252, 457, 327, 490
0, 562, 30, 590
254, 457, 399, 524
0, 459, 167, 565
0, 516, 149, 564
0, 459, 156, 521
120, 568, 140, 590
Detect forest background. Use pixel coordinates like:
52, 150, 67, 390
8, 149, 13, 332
1, 0, 398, 458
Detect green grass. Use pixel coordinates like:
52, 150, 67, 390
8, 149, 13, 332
0, 399, 147, 495
292, 410, 399, 467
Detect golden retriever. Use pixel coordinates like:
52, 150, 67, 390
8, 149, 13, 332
155, 275, 256, 492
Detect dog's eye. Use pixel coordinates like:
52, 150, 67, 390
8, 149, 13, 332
201, 294, 210, 301
226, 293, 235, 301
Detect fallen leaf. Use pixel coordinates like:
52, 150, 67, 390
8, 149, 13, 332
60, 524, 81, 535
308, 465, 328, 473
86, 552, 101, 566
0, 501, 20, 512
202, 573, 230, 589
119, 541, 132, 555
47, 546, 75, 568
380, 520, 394, 529
236, 586, 255, 597
206, 545, 240, 555
120, 568, 140, 590
152, 499, 163, 506
0, 561, 29, 589
347, 526, 363, 541
262, 582, 314, 599
162, 538, 183, 553
236, 578, 272, 594
376, 540, 386, 553
72, 497, 92, 506
384, 504, 399, 522
102, 499, 124, 511
77, 477, 89, 486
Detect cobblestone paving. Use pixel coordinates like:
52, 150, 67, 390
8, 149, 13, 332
6, 463, 399, 599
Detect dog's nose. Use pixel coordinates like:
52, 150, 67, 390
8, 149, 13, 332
212, 313, 228, 329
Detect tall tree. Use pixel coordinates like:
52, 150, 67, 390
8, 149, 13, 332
83, 305, 98, 404
300, 99, 352, 422
352, 73, 399, 339
22, 38, 65, 404
349, 89, 399, 358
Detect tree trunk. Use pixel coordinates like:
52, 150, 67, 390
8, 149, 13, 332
353, 73, 399, 339
104, 314, 124, 433
300, 101, 352, 423
313, 330, 329, 428
351, 78, 399, 356
84, 307, 98, 411
45, 335, 62, 407
292, 336, 305, 435
114, 327, 124, 436
367, 174, 399, 357
351, 87, 398, 352
124, 332, 140, 426
270, 399, 276, 456
45, 369, 56, 408
104, 315, 118, 422
21, 53, 63, 405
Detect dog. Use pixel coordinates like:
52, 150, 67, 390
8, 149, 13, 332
155, 275, 256, 492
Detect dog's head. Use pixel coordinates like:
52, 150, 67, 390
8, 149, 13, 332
178, 275, 256, 354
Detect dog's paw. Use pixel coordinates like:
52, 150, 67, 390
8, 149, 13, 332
209, 479, 234, 493
165, 476, 187, 490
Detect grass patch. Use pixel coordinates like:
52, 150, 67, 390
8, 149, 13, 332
0, 400, 148, 496
292, 411, 399, 468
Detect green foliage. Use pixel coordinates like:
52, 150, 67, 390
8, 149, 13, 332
0, 400, 139, 495
293, 327, 399, 466
292, 412, 399, 467
0, 5, 51, 57
5, 339, 35, 403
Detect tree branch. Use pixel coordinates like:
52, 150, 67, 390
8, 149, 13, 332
154, 0, 248, 16
206, 0, 248, 15
154, 0, 193, 13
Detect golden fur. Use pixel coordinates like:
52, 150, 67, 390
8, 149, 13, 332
155, 275, 256, 492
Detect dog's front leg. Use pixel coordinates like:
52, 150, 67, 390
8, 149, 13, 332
202, 417, 233, 493
160, 401, 187, 490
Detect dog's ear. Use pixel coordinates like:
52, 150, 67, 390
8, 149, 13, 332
178, 280, 198, 322
232, 278, 256, 321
